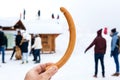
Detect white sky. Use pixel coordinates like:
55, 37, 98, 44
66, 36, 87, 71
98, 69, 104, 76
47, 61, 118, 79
0, 0, 120, 33
0, 0, 73, 18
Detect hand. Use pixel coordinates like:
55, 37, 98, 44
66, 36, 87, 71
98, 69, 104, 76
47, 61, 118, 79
24, 63, 58, 80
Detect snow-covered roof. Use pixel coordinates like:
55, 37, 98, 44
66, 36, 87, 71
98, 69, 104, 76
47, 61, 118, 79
0, 17, 20, 27
22, 19, 65, 34
0, 17, 66, 34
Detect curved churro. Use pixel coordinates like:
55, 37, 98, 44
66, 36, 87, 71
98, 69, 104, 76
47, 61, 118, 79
46, 7, 76, 70
55, 7, 76, 69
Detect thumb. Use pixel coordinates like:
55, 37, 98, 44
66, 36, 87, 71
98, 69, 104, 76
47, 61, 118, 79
41, 66, 58, 80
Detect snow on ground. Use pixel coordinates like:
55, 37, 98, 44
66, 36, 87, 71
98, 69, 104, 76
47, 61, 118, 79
0, 30, 120, 80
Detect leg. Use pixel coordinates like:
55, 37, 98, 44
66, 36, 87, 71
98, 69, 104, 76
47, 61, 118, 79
100, 54, 105, 77
32, 49, 36, 61
35, 49, 40, 63
1, 47, 5, 63
34, 50, 37, 62
10, 46, 16, 60
22, 53, 25, 64
113, 54, 119, 73
94, 54, 99, 77
37, 49, 41, 63
26, 53, 28, 63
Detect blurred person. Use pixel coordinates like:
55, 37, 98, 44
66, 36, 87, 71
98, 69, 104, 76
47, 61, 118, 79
24, 63, 58, 80
0, 26, 7, 63
20, 37, 29, 64
29, 34, 35, 61
32, 34, 42, 63
38, 10, 40, 19
85, 29, 107, 78
10, 31, 22, 60
51, 13, 54, 19
23, 9, 26, 20
56, 14, 60, 24
110, 28, 120, 76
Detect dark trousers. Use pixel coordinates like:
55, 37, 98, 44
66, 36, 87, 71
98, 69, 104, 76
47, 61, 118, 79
113, 53, 119, 73
34, 49, 41, 62
0, 46, 5, 63
30, 48, 35, 60
10, 46, 16, 59
94, 54, 105, 76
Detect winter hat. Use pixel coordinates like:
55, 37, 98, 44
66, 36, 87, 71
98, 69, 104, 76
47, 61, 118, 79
97, 28, 102, 35
111, 28, 116, 33
103, 27, 108, 35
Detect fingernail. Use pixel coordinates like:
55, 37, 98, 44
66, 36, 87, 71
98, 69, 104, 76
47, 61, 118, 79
49, 66, 58, 71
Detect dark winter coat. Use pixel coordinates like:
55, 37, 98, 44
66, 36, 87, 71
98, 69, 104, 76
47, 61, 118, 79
0, 31, 7, 47
3, 35, 8, 49
15, 35, 22, 46
20, 39, 29, 53
85, 29, 106, 54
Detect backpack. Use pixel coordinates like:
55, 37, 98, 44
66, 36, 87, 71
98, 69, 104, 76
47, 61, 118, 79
116, 36, 120, 53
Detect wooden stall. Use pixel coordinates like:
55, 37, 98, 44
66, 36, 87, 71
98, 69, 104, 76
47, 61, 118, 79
1, 18, 62, 53
40, 34, 59, 53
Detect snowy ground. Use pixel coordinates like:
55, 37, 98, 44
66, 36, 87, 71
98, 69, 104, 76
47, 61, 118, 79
0, 31, 120, 80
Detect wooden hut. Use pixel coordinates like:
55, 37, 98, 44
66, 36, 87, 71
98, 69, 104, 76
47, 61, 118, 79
0, 18, 26, 50
23, 19, 64, 53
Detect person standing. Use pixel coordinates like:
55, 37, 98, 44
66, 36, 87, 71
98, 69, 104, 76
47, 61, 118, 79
84, 29, 107, 78
110, 28, 120, 76
29, 34, 35, 61
21, 37, 29, 64
32, 34, 42, 63
38, 10, 40, 19
51, 13, 54, 19
56, 14, 60, 24
10, 31, 22, 60
23, 9, 26, 20
0, 26, 7, 63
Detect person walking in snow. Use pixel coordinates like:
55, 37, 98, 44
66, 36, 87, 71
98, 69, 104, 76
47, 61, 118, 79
84, 29, 107, 78
110, 28, 120, 76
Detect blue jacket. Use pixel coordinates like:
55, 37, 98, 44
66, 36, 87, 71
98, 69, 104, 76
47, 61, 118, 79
111, 32, 118, 51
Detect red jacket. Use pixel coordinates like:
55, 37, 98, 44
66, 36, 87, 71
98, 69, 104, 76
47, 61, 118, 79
85, 29, 107, 54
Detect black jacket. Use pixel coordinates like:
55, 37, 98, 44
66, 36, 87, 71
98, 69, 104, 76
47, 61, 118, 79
0, 31, 6, 46
21, 40, 29, 53
3, 35, 8, 48
15, 35, 22, 46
